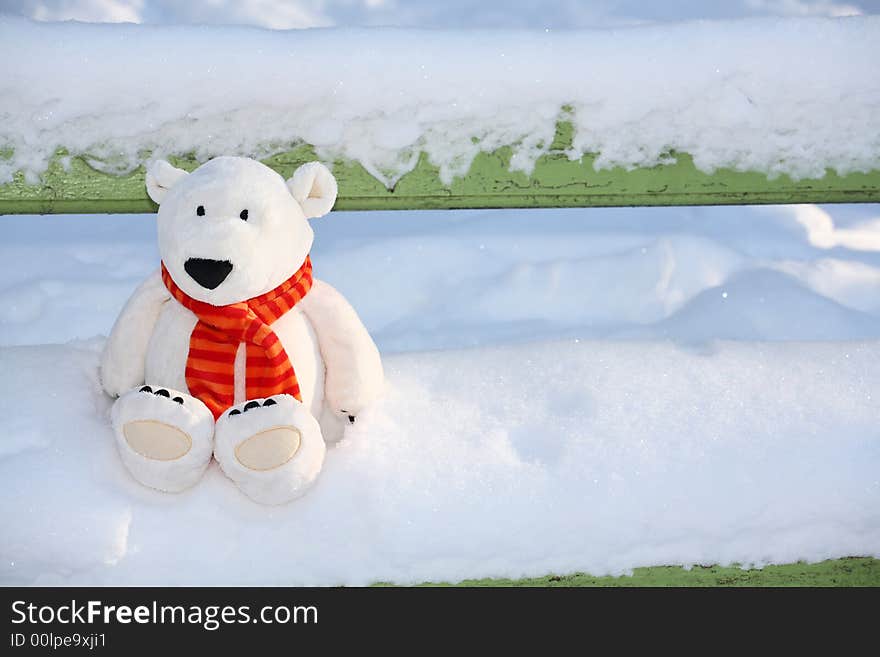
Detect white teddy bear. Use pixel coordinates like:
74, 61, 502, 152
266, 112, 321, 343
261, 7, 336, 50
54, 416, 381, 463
100, 156, 383, 504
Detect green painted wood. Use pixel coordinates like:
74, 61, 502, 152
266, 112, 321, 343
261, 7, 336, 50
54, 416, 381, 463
2, 122, 879, 213
377, 557, 880, 587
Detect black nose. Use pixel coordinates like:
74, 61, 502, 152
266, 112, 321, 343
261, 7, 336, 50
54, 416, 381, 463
184, 258, 233, 289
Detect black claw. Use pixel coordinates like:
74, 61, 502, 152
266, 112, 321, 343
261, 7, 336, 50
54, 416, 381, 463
228, 409, 241, 416
348, 415, 356, 424
263, 398, 277, 407
154, 389, 170, 398
243, 401, 261, 412
139, 386, 153, 393
172, 396, 184, 404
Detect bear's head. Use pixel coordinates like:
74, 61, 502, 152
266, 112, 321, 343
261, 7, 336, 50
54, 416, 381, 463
146, 156, 337, 306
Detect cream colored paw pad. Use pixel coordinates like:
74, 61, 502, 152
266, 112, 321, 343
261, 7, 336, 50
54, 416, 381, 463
234, 426, 301, 471
123, 420, 193, 461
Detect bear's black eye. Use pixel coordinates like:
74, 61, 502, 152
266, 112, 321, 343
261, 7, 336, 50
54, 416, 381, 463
240, 209, 248, 221
196, 205, 205, 216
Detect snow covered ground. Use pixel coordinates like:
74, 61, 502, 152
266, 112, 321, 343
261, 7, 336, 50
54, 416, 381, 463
1, 203, 879, 585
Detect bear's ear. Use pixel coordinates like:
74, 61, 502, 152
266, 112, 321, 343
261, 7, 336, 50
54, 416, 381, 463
146, 160, 189, 204
286, 162, 338, 219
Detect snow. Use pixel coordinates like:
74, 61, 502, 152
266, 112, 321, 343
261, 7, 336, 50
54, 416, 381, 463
2, 15, 879, 187
2, 335, 878, 585
4, 0, 875, 30
4, 204, 880, 348
1, 203, 879, 585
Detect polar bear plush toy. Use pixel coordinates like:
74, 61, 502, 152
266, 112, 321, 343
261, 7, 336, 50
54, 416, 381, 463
100, 156, 383, 504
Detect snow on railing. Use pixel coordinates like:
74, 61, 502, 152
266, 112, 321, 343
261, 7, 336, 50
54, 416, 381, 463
1, 15, 879, 188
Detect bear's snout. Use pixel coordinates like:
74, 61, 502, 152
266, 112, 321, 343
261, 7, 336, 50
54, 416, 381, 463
184, 258, 234, 290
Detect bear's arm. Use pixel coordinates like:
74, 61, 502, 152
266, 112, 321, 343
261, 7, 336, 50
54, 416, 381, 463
299, 279, 384, 416
100, 269, 171, 398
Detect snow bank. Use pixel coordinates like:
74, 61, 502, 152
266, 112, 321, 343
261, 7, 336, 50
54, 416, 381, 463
1, 337, 878, 586
1, 16, 878, 186
3, 204, 879, 347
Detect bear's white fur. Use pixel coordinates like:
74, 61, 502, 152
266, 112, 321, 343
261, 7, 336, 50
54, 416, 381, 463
101, 156, 383, 504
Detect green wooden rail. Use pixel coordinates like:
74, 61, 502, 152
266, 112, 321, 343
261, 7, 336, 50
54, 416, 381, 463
2, 123, 879, 213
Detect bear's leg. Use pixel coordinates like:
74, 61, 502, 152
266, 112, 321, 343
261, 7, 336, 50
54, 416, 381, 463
111, 386, 215, 492
213, 394, 325, 505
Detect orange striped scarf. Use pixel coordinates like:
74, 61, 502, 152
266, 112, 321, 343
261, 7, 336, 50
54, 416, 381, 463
160, 257, 313, 419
